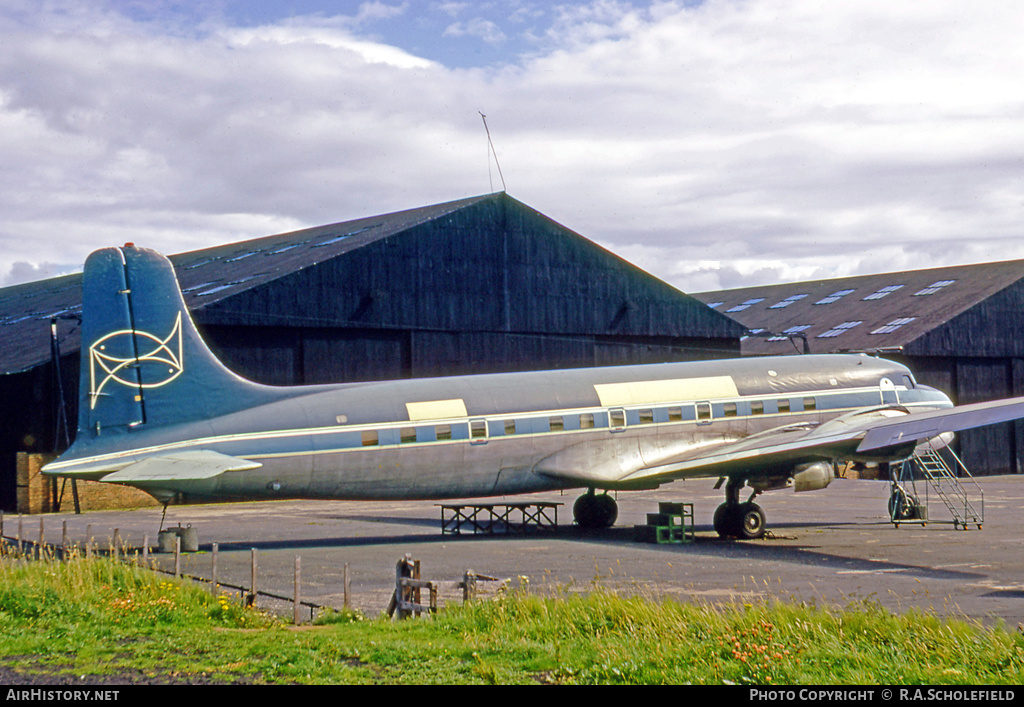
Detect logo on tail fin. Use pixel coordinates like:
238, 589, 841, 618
89, 313, 184, 409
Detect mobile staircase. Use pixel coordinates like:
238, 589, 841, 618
888, 443, 984, 530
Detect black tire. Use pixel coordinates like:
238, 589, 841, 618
888, 490, 919, 520
573, 492, 618, 529
713, 503, 737, 538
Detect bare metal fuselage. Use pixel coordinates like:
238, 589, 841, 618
46, 352, 949, 503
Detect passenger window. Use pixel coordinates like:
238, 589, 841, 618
400, 427, 416, 444
471, 420, 487, 439
778, 400, 790, 413
435, 424, 452, 441
751, 401, 764, 415
504, 420, 516, 435
610, 409, 626, 428
723, 402, 737, 417
580, 413, 595, 429
697, 402, 712, 421
549, 416, 564, 432
803, 397, 816, 411
639, 409, 654, 424
667, 406, 683, 422
361, 430, 378, 447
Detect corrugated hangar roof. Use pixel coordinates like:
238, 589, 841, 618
1, 194, 489, 375
692, 259, 1024, 356
0, 193, 740, 375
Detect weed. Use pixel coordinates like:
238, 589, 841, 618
0, 553, 1021, 684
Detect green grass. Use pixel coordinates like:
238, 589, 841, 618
0, 552, 1021, 684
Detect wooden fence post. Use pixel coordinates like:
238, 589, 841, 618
211, 543, 218, 594
344, 562, 350, 609
293, 556, 302, 625
247, 548, 258, 607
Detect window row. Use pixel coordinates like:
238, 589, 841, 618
354, 397, 819, 447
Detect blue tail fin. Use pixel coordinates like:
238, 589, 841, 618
75, 245, 279, 441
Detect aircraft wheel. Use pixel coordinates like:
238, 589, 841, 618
888, 490, 918, 521
712, 504, 745, 536
573, 492, 618, 529
735, 502, 766, 540
714, 502, 766, 539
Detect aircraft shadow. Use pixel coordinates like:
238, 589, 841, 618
189, 516, 983, 584
556, 523, 985, 583
981, 589, 1024, 599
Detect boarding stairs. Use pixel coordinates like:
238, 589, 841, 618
889, 444, 984, 530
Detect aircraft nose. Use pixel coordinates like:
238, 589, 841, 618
917, 384, 954, 408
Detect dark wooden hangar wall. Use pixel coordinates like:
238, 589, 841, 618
902, 277, 1024, 475
193, 196, 741, 385
0, 354, 79, 509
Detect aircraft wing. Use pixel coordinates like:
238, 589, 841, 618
99, 450, 261, 485
856, 397, 1024, 452
535, 396, 1024, 488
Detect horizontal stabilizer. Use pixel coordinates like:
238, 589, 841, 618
100, 450, 261, 485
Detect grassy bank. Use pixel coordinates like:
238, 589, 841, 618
0, 553, 1020, 684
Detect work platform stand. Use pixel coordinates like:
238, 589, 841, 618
437, 502, 562, 535
634, 502, 694, 544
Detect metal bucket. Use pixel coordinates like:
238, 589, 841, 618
157, 529, 178, 553
177, 525, 199, 552
156, 525, 199, 553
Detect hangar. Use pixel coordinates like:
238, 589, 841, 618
0, 193, 743, 511
692, 260, 1024, 476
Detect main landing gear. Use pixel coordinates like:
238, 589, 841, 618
572, 482, 768, 538
714, 478, 766, 540
573, 489, 618, 529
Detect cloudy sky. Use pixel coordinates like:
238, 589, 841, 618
2, 1, 1023, 293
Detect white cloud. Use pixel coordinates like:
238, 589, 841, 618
444, 18, 507, 46
222, 24, 436, 69
2, 0, 1024, 294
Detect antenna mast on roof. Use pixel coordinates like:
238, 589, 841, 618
479, 111, 506, 193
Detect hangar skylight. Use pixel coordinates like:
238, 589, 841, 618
769, 294, 808, 309
817, 321, 862, 338
814, 289, 855, 305
185, 276, 258, 297
312, 225, 377, 248
863, 285, 904, 300
913, 280, 956, 296
768, 325, 811, 341
870, 317, 916, 334
726, 297, 765, 312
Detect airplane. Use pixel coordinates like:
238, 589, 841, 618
42, 244, 1024, 539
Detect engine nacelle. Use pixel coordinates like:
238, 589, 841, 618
747, 461, 836, 494
793, 461, 834, 493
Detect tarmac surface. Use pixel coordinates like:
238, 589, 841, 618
17, 475, 1024, 627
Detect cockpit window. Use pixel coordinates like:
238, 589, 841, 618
902, 375, 915, 389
